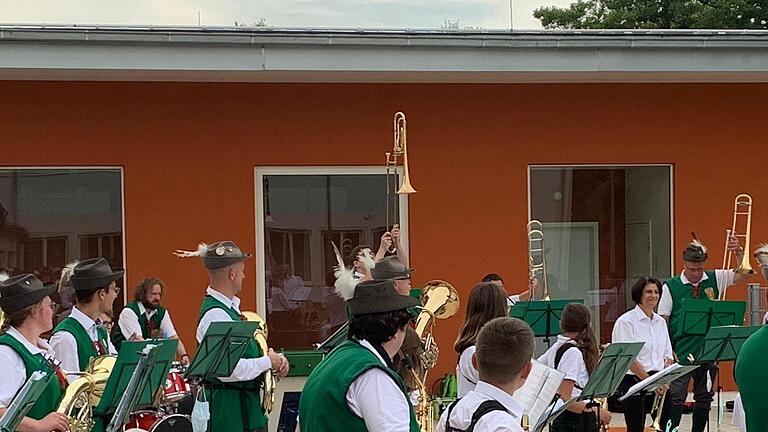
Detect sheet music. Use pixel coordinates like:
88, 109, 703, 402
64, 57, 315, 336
619, 363, 685, 401
512, 360, 565, 428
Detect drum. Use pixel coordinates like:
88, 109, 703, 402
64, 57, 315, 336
149, 414, 192, 432
123, 410, 158, 431
163, 363, 191, 404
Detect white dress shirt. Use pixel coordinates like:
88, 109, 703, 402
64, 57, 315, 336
196, 287, 272, 382
538, 335, 589, 398
436, 381, 525, 432
457, 345, 479, 398
118, 301, 178, 340
506, 295, 521, 307
49, 306, 117, 382
346, 339, 412, 432
612, 305, 673, 374
0, 327, 57, 407
658, 270, 734, 316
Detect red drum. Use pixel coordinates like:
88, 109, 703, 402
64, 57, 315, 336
148, 414, 192, 432
163, 363, 190, 404
123, 410, 158, 431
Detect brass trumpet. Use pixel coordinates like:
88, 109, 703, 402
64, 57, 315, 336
385, 112, 417, 253
527, 220, 550, 301
721, 194, 754, 300
650, 388, 667, 431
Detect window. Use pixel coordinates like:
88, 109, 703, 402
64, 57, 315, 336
256, 168, 408, 350
529, 165, 672, 344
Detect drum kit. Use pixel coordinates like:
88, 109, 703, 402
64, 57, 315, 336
123, 362, 194, 432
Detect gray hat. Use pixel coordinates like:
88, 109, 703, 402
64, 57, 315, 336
174, 241, 252, 270
347, 279, 418, 317
0, 274, 56, 314
683, 239, 708, 263
70, 258, 125, 291
371, 256, 414, 280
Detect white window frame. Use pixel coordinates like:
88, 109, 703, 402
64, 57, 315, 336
254, 166, 409, 319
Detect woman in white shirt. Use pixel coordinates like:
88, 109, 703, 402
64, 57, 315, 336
453, 282, 508, 397
612, 277, 674, 432
538, 303, 610, 432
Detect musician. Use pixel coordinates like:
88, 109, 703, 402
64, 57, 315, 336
734, 324, 768, 432
437, 317, 534, 432
0, 274, 69, 432
347, 245, 375, 281
611, 276, 673, 432
49, 258, 120, 381
374, 224, 410, 267
175, 240, 288, 432
298, 279, 420, 432
111, 277, 189, 362
454, 282, 509, 397
658, 236, 753, 432
538, 303, 610, 432
480, 274, 532, 306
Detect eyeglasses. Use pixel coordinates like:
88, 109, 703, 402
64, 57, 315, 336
112, 286, 122, 295
44, 302, 58, 312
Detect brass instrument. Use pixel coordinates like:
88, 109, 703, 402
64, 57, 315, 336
411, 280, 460, 432
242, 311, 276, 414
527, 220, 550, 301
754, 244, 768, 282
56, 355, 117, 432
385, 112, 417, 253
721, 194, 754, 300
650, 389, 667, 431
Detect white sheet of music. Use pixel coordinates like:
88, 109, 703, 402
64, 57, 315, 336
512, 359, 565, 428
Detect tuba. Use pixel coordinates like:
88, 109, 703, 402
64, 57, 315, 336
527, 220, 550, 301
56, 355, 117, 432
241, 311, 276, 414
411, 280, 460, 432
721, 194, 754, 300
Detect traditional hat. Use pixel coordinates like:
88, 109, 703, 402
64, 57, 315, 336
70, 258, 125, 291
346, 279, 418, 317
174, 241, 252, 270
371, 256, 414, 280
683, 234, 708, 262
0, 273, 56, 314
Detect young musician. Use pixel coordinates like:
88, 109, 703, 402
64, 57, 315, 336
481, 274, 532, 306
611, 277, 673, 432
0, 274, 70, 432
538, 303, 610, 432
454, 282, 509, 397
437, 317, 534, 432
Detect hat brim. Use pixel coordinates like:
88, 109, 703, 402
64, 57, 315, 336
203, 254, 252, 270
347, 293, 419, 316
0, 282, 57, 314
70, 269, 125, 291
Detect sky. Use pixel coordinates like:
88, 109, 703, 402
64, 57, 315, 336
0, 0, 576, 30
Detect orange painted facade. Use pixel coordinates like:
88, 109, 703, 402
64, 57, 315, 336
2, 81, 766, 390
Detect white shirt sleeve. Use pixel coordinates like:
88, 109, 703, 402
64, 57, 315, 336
661, 319, 674, 359
658, 283, 673, 316
435, 407, 449, 432
160, 310, 178, 338
106, 333, 117, 355
557, 348, 587, 384
118, 307, 142, 340
507, 295, 520, 306
347, 367, 412, 432
714, 269, 736, 290
457, 346, 479, 397
49, 331, 82, 382
611, 316, 635, 343
0, 346, 25, 407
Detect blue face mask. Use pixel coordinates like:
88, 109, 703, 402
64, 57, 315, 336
191, 387, 210, 432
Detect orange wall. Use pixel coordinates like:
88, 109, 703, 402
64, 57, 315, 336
2, 81, 766, 390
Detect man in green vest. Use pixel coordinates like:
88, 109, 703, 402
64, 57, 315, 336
49, 257, 122, 380
658, 236, 753, 432
734, 323, 768, 431
0, 273, 70, 432
176, 240, 288, 432
111, 277, 189, 362
299, 278, 421, 432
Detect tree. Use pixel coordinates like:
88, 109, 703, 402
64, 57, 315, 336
440, 19, 484, 30
234, 18, 268, 27
533, 0, 768, 29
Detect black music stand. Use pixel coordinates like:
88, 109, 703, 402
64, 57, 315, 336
510, 299, 583, 348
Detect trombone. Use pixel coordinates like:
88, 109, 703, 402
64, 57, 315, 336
720, 194, 754, 300
527, 220, 550, 301
385, 112, 417, 253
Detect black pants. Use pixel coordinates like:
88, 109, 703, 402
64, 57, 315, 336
616, 373, 671, 432
669, 363, 718, 410
551, 410, 598, 432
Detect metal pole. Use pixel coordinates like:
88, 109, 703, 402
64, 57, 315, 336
748, 283, 762, 325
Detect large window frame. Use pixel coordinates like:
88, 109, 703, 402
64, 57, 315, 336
254, 166, 409, 320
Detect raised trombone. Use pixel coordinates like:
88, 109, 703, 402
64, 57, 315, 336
385, 112, 417, 253
720, 194, 754, 300
527, 220, 550, 301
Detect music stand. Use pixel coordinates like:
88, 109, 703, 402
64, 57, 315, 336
186, 321, 259, 383
314, 321, 348, 351
0, 370, 53, 432
618, 364, 700, 401
510, 299, 584, 348
531, 396, 580, 432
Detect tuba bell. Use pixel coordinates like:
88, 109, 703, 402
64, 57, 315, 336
241, 311, 276, 414
56, 355, 116, 432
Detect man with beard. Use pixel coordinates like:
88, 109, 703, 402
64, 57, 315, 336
111, 277, 189, 362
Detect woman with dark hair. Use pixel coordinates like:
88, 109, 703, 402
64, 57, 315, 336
453, 282, 508, 397
611, 276, 673, 432
538, 303, 610, 432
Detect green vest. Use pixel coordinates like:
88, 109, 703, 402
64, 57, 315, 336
52, 316, 110, 371
735, 326, 768, 432
111, 301, 167, 351
665, 271, 719, 364
197, 295, 266, 431
299, 340, 419, 432
0, 333, 64, 420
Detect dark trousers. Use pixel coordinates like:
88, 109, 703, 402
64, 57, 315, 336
616, 373, 672, 432
669, 363, 718, 410
551, 410, 598, 432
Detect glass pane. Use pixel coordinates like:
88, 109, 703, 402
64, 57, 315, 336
262, 174, 391, 350
529, 166, 671, 345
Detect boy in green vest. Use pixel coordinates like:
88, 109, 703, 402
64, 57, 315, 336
176, 240, 288, 432
658, 236, 752, 432
0, 273, 70, 432
50, 257, 122, 380
111, 277, 189, 362
299, 278, 421, 432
